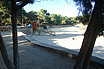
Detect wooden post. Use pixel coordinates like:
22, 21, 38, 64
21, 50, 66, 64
38, 20, 40, 35
11, 0, 19, 69
37, 16, 40, 35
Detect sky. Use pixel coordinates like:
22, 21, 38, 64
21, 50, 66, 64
23, 0, 79, 17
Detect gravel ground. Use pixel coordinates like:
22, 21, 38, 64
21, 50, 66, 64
0, 32, 75, 69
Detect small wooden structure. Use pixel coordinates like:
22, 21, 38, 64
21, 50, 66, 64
38, 28, 56, 36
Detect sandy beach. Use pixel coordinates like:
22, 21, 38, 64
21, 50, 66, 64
26, 24, 104, 60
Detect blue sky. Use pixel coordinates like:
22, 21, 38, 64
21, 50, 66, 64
23, 0, 79, 17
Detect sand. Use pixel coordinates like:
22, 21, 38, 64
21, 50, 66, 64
0, 31, 75, 69
26, 24, 104, 60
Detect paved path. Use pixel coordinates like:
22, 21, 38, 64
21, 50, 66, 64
0, 32, 75, 69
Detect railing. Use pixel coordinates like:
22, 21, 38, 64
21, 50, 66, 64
38, 28, 56, 36
19, 27, 32, 34
19, 27, 56, 36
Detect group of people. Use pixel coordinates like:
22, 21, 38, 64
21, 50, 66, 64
24, 21, 48, 35
24, 21, 37, 34
24, 23, 32, 28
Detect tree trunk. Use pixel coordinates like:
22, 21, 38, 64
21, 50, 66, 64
11, 0, 19, 69
0, 33, 15, 69
74, 0, 104, 69
0, 18, 2, 26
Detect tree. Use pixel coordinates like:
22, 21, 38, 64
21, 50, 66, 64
76, 15, 90, 25
40, 9, 47, 15
26, 11, 38, 23
0, 12, 3, 25
0, 2, 11, 25
43, 15, 51, 24
0, 0, 36, 69
0, 2, 27, 25
50, 14, 61, 25
61, 20, 67, 24
73, 0, 104, 69
76, 15, 91, 25
56, 15, 62, 25
76, 15, 84, 23
17, 8, 27, 25
0, 33, 15, 69
50, 14, 56, 24
39, 9, 51, 24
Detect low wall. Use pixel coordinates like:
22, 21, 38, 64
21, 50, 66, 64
19, 28, 32, 34
0, 26, 12, 32
23, 34, 104, 69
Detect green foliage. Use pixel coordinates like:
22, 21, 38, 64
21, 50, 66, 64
73, 0, 95, 25
0, 1, 79, 26
50, 14, 61, 25
76, 15, 84, 23
35, 9, 78, 25
73, 0, 94, 15
46, 13, 50, 16
26, 11, 38, 21
4, 14, 10, 18
0, 12, 3, 15
43, 16, 51, 23
0, 2, 11, 25
76, 15, 90, 25
40, 9, 47, 15
61, 20, 67, 25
